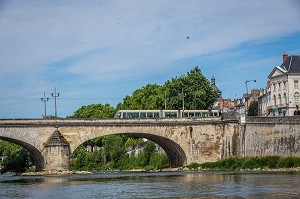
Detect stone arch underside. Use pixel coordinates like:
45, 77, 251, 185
0, 136, 44, 171
73, 133, 187, 167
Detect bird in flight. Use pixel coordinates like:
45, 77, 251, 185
187, 36, 190, 39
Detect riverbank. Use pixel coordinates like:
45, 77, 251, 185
18, 170, 92, 176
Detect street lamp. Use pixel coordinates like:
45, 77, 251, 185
245, 79, 256, 115
51, 87, 60, 117
41, 92, 49, 118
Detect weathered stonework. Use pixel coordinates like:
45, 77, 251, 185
239, 116, 300, 157
43, 128, 70, 171
0, 116, 299, 171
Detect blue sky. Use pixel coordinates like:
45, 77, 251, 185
0, 0, 300, 118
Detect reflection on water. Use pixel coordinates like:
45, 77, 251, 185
0, 171, 300, 199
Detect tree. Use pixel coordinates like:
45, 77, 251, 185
248, 101, 258, 116
68, 103, 116, 118
0, 140, 33, 173
164, 67, 218, 110
117, 66, 218, 110
117, 84, 164, 110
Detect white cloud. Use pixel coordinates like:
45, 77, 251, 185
0, 0, 300, 117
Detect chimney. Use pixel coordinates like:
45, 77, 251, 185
283, 52, 288, 62
267, 80, 271, 88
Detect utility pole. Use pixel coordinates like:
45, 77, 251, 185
181, 88, 187, 117
51, 87, 60, 117
41, 92, 49, 118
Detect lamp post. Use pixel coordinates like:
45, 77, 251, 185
41, 92, 49, 118
51, 87, 60, 117
245, 79, 256, 115
181, 88, 187, 117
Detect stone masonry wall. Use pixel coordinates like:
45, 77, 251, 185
239, 116, 300, 157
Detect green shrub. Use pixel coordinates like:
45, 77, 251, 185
187, 162, 201, 170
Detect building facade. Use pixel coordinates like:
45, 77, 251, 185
267, 53, 300, 116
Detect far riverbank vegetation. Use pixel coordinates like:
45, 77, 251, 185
185, 156, 300, 171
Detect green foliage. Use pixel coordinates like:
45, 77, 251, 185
163, 67, 218, 110
70, 137, 169, 171
117, 84, 164, 110
0, 140, 34, 173
248, 100, 258, 116
186, 162, 201, 170
117, 67, 218, 110
68, 103, 116, 118
196, 156, 300, 170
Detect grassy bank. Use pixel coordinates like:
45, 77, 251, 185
186, 156, 300, 171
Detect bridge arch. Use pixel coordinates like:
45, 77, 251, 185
0, 136, 44, 171
72, 133, 187, 167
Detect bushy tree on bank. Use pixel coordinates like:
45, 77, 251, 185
0, 140, 34, 173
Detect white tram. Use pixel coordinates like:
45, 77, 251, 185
114, 110, 220, 119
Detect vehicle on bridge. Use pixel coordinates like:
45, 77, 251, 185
114, 110, 220, 119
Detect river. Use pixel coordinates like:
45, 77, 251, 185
0, 171, 299, 199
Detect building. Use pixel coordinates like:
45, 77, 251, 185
211, 76, 222, 99
267, 53, 300, 116
257, 84, 271, 116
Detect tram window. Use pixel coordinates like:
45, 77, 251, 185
140, 112, 146, 118
165, 112, 177, 118
195, 112, 201, 117
127, 112, 139, 118
154, 112, 160, 118
147, 112, 153, 118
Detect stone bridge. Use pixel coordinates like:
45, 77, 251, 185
0, 117, 299, 171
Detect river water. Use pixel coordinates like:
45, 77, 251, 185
0, 171, 299, 199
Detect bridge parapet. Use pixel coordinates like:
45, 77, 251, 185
245, 116, 300, 124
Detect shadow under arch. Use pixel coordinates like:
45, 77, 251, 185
124, 133, 187, 167
0, 136, 44, 171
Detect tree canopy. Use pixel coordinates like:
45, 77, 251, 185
68, 103, 116, 118
117, 66, 218, 110
248, 100, 258, 116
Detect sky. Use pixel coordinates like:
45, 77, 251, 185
0, 0, 300, 118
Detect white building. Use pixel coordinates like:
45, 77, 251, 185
267, 53, 300, 116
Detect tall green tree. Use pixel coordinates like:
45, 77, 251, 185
163, 66, 218, 110
117, 84, 164, 110
248, 101, 259, 116
117, 66, 217, 110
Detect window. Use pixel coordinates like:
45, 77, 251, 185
283, 81, 286, 90
294, 92, 300, 105
278, 82, 281, 91
294, 80, 299, 88
273, 84, 276, 91
273, 95, 277, 106
283, 93, 287, 105
278, 94, 282, 105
